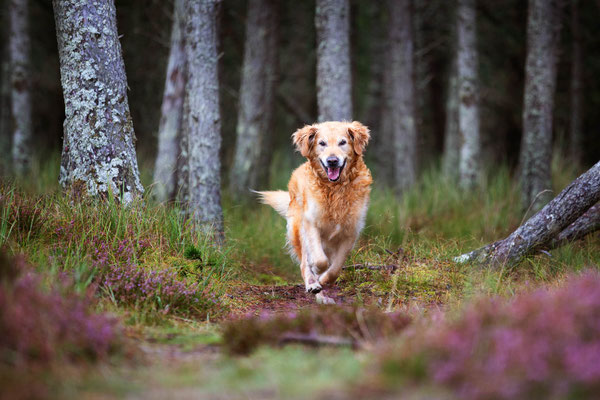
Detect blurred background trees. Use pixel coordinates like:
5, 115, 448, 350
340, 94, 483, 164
0, 0, 599, 221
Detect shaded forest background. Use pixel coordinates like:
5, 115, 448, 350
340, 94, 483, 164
3, 0, 599, 180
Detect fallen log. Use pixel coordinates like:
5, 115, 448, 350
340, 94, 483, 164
545, 203, 600, 250
455, 160, 600, 267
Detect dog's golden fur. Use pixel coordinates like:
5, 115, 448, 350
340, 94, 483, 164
258, 121, 372, 303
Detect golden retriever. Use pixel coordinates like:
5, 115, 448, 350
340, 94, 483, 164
257, 121, 372, 304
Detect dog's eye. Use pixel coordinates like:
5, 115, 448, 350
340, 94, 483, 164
339, 139, 347, 146
319, 141, 326, 146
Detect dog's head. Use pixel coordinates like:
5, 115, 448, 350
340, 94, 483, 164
292, 121, 370, 183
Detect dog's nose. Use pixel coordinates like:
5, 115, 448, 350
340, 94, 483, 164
326, 156, 339, 167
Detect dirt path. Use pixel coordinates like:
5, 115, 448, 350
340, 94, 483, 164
225, 283, 354, 317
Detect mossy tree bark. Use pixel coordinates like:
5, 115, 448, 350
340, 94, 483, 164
153, 0, 186, 203
9, 0, 33, 176
229, 0, 278, 200
455, 160, 600, 267
182, 0, 224, 243
315, 0, 352, 122
519, 0, 563, 213
569, 0, 583, 164
456, 0, 481, 189
53, 0, 144, 203
380, 0, 417, 193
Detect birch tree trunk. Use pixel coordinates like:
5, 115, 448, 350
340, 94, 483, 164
456, 0, 481, 189
229, 0, 278, 199
53, 0, 143, 203
153, 0, 186, 203
569, 0, 583, 164
519, 0, 563, 213
443, 54, 460, 177
182, 0, 224, 242
315, 0, 352, 122
9, 0, 33, 176
381, 0, 417, 193
456, 160, 600, 268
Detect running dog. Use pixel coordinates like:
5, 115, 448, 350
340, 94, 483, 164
257, 121, 372, 304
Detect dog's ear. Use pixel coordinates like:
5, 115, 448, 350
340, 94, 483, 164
292, 125, 317, 157
347, 121, 370, 156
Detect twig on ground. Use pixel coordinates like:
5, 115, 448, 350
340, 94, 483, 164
343, 264, 399, 271
278, 333, 357, 348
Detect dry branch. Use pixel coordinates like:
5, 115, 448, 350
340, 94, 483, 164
279, 333, 356, 348
343, 264, 399, 271
455, 160, 600, 267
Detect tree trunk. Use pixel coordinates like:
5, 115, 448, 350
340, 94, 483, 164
546, 203, 600, 250
182, 0, 224, 242
53, 0, 143, 203
0, 21, 11, 174
229, 0, 278, 199
569, 0, 583, 164
9, 0, 33, 176
443, 53, 460, 177
456, 0, 481, 189
455, 160, 600, 267
315, 0, 352, 122
153, 0, 186, 203
381, 0, 417, 193
519, 0, 563, 213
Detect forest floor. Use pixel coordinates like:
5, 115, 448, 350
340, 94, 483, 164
2, 157, 600, 399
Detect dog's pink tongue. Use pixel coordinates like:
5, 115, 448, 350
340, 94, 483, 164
327, 167, 340, 180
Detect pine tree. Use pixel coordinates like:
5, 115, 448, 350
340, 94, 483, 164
229, 0, 278, 199
182, 0, 224, 242
519, 0, 563, 212
315, 0, 352, 121
153, 0, 186, 202
53, 0, 143, 202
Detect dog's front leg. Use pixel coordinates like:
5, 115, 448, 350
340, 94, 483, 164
318, 238, 355, 286
300, 221, 328, 293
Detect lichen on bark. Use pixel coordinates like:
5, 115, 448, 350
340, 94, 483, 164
53, 0, 143, 203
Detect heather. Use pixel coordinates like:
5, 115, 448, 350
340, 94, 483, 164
0, 254, 123, 367
373, 271, 600, 399
0, 159, 598, 398
1, 184, 230, 320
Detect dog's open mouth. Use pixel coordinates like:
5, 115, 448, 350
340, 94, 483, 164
320, 160, 345, 182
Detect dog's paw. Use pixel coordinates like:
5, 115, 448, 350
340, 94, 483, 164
306, 281, 322, 294
316, 292, 336, 305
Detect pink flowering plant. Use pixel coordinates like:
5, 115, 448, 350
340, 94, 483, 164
54, 219, 221, 317
376, 271, 600, 399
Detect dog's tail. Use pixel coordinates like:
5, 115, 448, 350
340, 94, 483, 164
252, 190, 290, 218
